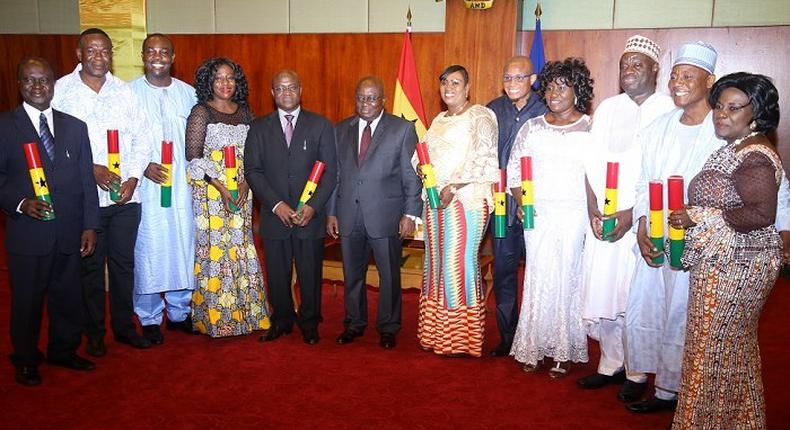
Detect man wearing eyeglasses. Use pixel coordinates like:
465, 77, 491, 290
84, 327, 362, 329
485, 56, 546, 357
244, 69, 337, 345
326, 76, 422, 349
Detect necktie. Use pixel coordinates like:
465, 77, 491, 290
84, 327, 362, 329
39, 113, 55, 160
285, 114, 294, 147
358, 121, 371, 163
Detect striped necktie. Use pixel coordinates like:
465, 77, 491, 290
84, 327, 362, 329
285, 114, 294, 147
39, 113, 55, 160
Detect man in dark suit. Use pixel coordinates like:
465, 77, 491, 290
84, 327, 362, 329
326, 76, 422, 349
486, 56, 547, 356
0, 57, 99, 385
245, 69, 337, 345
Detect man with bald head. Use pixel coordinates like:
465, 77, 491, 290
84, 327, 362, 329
245, 69, 336, 345
485, 55, 547, 357
327, 76, 422, 349
0, 57, 99, 385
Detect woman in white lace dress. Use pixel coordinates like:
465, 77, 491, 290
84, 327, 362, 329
507, 58, 595, 377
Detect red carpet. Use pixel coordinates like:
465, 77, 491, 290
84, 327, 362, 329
1, 236, 788, 428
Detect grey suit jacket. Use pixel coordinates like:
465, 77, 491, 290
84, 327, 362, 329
327, 112, 422, 239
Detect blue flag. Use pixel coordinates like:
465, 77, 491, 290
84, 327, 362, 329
529, 18, 545, 89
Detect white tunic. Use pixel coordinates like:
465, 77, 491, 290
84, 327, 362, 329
507, 115, 592, 365
129, 77, 197, 294
581, 93, 675, 323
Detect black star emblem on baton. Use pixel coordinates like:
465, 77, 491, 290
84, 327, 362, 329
113, 162, 120, 169
604, 198, 611, 206
38, 178, 47, 188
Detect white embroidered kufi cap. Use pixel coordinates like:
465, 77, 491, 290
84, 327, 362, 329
673, 41, 718, 74
623, 35, 661, 63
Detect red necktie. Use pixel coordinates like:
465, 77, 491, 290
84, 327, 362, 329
358, 121, 371, 163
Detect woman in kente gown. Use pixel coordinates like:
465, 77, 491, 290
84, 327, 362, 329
186, 57, 271, 337
507, 58, 595, 378
414, 65, 499, 357
671, 73, 785, 430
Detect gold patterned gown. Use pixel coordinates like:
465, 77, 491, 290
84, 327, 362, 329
186, 103, 271, 337
674, 144, 784, 430
412, 104, 499, 357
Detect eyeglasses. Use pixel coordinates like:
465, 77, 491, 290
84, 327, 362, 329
503, 74, 531, 83
355, 95, 381, 104
713, 101, 751, 113
273, 85, 299, 94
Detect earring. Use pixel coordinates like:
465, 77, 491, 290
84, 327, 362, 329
574, 96, 578, 105
749, 121, 757, 131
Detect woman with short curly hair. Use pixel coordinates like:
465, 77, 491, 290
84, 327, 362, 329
185, 57, 271, 337
506, 57, 595, 378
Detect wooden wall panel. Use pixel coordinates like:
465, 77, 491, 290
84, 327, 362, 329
2, 26, 789, 171
0, 34, 79, 112
444, 0, 519, 106
519, 26, 790, 172
0, 33, 446, 125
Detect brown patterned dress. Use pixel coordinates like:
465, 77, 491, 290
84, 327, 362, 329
674, 143, 784, 429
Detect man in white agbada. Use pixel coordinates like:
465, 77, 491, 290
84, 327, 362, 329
625, 41, 790, 413
577, 35, 675, 402
130, 34, 197, 344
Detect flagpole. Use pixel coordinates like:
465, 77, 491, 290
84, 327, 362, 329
530, 1, 546, 83
407, 7, 412, 33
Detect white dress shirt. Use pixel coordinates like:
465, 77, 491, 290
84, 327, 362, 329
272, 106, 301, 212
22, 102, 54, 137
357, 109, 383, 151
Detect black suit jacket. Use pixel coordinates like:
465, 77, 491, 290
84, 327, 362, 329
327, 112, 422, 238
244, 108, 337, 240
0, 106, 99, 255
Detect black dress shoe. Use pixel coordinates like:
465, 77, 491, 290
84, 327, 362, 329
576, 370, 626, 389
626, 397, 677, 413
379, 333, 396, 349
302, 329, 319, 345
114, 333, 152, 349
618, 380, 647, 402
489, 342, 512, 357
142, 325, 164, 345
14, 365, 41, 386
336, 329, 363, 344
47, 354, 96, 371
167, 316, 196, 334
259, 326, 292, 342
86, 337, 106, 357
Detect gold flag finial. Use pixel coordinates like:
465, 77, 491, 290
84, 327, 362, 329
407, 7, 412, 28
535, 2, 542, 19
